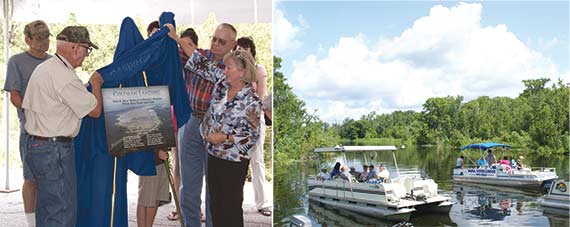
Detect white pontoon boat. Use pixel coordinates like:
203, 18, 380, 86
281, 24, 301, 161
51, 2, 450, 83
307, 145, 452, 221
453, 142, 558, 188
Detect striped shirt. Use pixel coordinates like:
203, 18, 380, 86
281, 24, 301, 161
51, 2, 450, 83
183, 49, 225, 113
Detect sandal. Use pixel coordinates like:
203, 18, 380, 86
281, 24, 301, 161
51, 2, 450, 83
258, 208, 272, 216
167, 211, 179, 221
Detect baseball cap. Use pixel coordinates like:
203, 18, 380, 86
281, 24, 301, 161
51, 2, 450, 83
56, 26, 99, 49
24, 20, 51, 38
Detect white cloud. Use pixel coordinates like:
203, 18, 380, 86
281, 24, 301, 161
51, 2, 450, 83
289, 2, 563, 123
273, 8, 305, 54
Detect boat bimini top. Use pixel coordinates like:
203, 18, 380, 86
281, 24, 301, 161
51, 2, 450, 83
314, 145, 398, 153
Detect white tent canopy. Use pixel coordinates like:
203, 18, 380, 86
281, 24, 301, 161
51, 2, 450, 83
3, 0, 272, 25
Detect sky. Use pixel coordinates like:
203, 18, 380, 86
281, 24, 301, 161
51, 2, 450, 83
273, 1, 570, 123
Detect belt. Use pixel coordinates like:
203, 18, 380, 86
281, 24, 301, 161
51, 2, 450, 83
31, 135, 73, 143
191, 112, 205, 119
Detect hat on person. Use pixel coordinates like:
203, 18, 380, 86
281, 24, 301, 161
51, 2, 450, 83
56, 26, 99, 49
518, 156, 524, 160
24, 20, 51, 38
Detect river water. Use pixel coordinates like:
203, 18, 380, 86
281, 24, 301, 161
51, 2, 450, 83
274, 146, 569, 227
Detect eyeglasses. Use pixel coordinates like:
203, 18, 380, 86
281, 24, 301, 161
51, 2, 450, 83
210, 36, 227, 46
78, 44, 93, 54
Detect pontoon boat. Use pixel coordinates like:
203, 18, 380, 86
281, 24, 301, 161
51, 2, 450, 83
453, 142, 558, 188
307, 145, 452, 221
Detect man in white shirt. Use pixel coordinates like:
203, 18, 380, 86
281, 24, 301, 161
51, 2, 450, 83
22, 26, 102, 227
377, 164, 390, 183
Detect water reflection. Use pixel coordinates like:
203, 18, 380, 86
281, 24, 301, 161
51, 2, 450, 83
308, 201, 395, 227
275, 146, 570, 227
450, 182, 557, 226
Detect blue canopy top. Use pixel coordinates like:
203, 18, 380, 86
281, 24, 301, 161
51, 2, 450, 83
460, 142, 512, 151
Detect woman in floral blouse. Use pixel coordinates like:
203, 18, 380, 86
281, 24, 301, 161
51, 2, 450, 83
171, 23, 262, 226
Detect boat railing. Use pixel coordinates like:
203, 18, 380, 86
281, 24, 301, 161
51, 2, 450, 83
461, 165, 485, 169
460, 165, 556, 173
528, 167, 556, 173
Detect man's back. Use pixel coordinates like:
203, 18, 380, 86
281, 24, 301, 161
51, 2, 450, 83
486, 153, 496, 164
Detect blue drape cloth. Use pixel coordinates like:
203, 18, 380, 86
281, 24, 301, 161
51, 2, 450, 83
74, 12, 190, 227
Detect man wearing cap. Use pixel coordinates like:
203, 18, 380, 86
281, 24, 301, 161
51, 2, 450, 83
3, 20, 51, 227
21, 25, 102, 227
516, 156, 525, 170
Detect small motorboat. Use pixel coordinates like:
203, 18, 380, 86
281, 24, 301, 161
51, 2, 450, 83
539, 180, 570, 211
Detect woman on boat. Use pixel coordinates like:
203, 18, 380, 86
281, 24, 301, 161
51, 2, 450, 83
499, 156, 512, 172
330, 162, 341, 178
499, 156, 510, 166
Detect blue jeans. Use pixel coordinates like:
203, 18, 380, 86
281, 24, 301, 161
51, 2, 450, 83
19, 130, 34, 180
179, 115, 212, 227
25, 138, 76, 227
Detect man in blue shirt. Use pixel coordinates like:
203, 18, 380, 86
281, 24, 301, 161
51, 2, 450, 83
3, 20, 51, 227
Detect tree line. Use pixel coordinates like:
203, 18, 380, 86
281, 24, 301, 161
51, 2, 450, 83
274, 56, 569, 163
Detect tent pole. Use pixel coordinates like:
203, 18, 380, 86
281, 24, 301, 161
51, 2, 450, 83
253, 0, 258, 23
1, 0, 17, 193
110, 156, 117, 227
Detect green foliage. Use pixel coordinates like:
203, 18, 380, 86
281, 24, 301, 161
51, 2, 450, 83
273, 56, 338, 163
333, 78, 569, 154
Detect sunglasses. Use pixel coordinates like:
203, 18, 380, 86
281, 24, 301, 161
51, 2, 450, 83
210, 36, 228, 46
78, 44, 93, 54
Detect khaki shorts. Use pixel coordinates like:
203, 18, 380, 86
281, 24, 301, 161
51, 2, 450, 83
138, 163, 170, 207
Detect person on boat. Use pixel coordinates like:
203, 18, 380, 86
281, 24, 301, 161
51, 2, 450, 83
499, 156, 510, 166
377, 164, 390, 183
360, 165, 369, 182
516, 156, 525, 170
455, 156, 465, 169
367, 164, 377, 180
477, 156, 488, 168
330, 162, 341, 178
337, 166, 352, 181
349, 166, 360, 180
499, 156, 512, 172
509, 156, 516, 166
317, 168, 329, 181
486, 149, 496, 165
